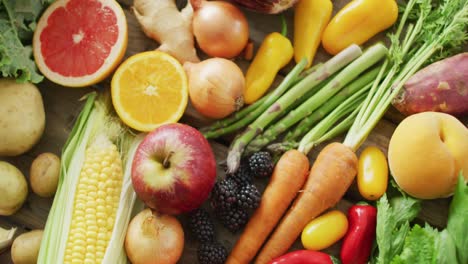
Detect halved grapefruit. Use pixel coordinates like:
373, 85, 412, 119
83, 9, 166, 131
33, 0, 127, 88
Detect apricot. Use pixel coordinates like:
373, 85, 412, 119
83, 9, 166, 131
388, 112, 468, 199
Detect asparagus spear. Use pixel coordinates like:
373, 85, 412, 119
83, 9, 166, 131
260, 83, 369, 155
284, 66, 380, 143
297, 89, 367, 154
246, 44, 387, 154
266, 106, 360, 155
226, 44, 364, 173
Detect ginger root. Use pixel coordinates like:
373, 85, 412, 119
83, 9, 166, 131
133, 0, 200, 63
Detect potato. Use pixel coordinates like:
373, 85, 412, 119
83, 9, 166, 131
0, 78, 46, 156
11, 230, 43, 264
392, 53, 468, 116
388, 112, 468, 199
0, 161, 28, 216
30, 152, 60, 197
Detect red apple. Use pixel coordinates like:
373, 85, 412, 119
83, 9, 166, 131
131, 123, 217, 215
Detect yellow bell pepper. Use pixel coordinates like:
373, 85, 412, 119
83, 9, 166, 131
322, 0, 398, 55
244, 29, 293, 104
294, 0, 333, 68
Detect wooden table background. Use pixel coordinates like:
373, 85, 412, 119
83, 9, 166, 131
1, 0, 465, 263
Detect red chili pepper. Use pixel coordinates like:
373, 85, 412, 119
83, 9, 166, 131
340, 203, 377, 264
268, 250, 337, 264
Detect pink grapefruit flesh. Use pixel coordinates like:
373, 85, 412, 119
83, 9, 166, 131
33, 0, 127, 87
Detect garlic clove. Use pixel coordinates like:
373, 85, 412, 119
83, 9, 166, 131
0, 226, 17, 253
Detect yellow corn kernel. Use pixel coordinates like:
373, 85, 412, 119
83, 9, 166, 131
64, 135, 123, 264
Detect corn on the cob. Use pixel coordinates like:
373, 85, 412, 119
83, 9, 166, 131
64, 135, 123, 264
38, 93, 143, 264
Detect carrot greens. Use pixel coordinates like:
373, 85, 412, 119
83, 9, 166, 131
343, 0, 468, 151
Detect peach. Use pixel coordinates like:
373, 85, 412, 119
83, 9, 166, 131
388, 112, 468, 199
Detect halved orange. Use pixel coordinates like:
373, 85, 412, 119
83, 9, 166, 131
33, 0, 127, 87
111, 51, 188, 132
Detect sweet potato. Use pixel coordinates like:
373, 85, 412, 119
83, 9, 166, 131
392, 53, 468, 116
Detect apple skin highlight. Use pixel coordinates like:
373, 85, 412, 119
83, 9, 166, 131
131, 123, 217, 215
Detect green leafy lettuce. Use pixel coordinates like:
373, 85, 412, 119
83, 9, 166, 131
373, 173, 467, 264
447, 172, 468, 264
390, 224, 439, 264
0, 0, 52, 83
374, 193, 421, 264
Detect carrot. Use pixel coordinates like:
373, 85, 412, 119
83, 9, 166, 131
254, 142, 358, 264
226, 149, 310, 264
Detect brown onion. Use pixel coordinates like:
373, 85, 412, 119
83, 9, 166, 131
191, 0, 249, 58
184, 58, 245, 119
124, 209, 184, 264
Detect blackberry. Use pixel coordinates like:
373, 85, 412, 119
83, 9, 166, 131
217, 206, 249, 233
189, 209, 215, 243
210, 178, 238, 211
197, 242, 228, 264
249, 151, 274, 178
236, 184, 261, 210
227, 162, 253, 187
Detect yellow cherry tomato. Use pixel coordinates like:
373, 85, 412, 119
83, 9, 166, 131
301, 210, 348, 250
357, 146, 389, 200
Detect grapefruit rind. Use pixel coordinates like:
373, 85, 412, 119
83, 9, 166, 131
111, 51, 189, 132
32, 0, 128, 88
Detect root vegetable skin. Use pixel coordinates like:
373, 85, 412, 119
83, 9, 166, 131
0, 79, 45, 156
11, 230, 43, 264
0, 161, 28, 216
226, 150, 310, 264
30, 153, 60, 197
255, 143, 358, 264
132, 0, 199, 63
392, 53, 468, 116
232, 0, 299, 14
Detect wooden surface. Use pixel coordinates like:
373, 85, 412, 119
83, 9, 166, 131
0, 0, 465, 263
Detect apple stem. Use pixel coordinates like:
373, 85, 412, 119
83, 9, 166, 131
163, 151, 175, 168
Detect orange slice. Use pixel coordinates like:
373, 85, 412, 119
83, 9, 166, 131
111, 51, 188, 132
33, 0, 128, 88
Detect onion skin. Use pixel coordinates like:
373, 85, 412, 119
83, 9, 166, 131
184, 58, 245, 119
191, 0, 249, 58
232, 0, 299, 14
124, 209, 184, 264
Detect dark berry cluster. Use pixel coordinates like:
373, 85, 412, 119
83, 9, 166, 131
211, 162, 262, 233
248, 151, 274, 178
227, 162, 253, 187
217, 206, 249, 233
197, 242, 228, 264
236, 184, 261, 209
189, 209, 215, 243
189, 209, 228, 264
210, 177, 239, 210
